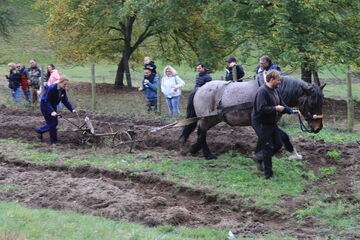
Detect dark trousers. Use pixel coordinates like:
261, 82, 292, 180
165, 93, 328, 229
252, 121, 283, 178
146, 99, 157, 112
254, 127, 293, 154
36, 109, 58, 144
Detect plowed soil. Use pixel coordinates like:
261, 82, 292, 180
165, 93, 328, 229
0, 83, 359, 239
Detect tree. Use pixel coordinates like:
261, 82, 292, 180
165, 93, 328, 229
37, 0, 235, 87
214, 0, 360, 82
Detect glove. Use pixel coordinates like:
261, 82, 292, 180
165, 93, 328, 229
283, 106, 293, 114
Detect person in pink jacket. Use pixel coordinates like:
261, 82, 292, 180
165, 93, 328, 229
47, 64, 61, 85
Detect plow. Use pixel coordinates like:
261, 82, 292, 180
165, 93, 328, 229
59, 114, 137, 152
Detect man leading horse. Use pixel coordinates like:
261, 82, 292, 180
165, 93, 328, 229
252, 70, 296, 179
180, 68, 325, 165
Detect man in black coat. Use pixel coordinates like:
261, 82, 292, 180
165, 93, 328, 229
195, 63, 212, 88
252, 70, 294, 179
225, 56, 245, 82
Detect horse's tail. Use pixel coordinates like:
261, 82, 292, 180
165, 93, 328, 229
180, 90, 198, 144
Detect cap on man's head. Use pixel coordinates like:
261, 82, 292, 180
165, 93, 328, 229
225, 56, 237, 63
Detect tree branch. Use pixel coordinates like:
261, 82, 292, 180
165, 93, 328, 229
130, 21, 155, 53
108, 26, 123, 32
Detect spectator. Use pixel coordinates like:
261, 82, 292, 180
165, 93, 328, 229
144, 56, 157, 75
16, 63, 31, 103
195, 63, 212, 88
35, 76, 76, 145
255, 55, 281, 84
47, 64, 61, 85
161, 65, 185, 116
139, 68, 158, 113
27, 59, 42, 103
225, 56, 245, 82
6, 63, 22, 104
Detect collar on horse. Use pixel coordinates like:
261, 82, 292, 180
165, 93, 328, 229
215, 81, 253, 126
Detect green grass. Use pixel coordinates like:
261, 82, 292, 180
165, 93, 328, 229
281, 124, 360, 143
295, 200, 359, 236
0, 201, 227, 240
324, 83, 360, 101
0, 138, 314, 208
327, 150, 341, 161
0, 0, 55, 65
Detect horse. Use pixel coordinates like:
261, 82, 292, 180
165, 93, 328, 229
180, 75, 325, 160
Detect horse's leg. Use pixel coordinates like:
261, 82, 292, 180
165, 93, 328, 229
278, 129, 303, 160
199, 128, 217, 160
197, 117, 221, 160
189, 128, 202, 154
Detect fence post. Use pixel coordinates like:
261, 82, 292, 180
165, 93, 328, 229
347, 71, 354, 132
157, 73, 162, 115
39, 65, 45, 98
91, 64, 96, 111
232, 65, 237, 81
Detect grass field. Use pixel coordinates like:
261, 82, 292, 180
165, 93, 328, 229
0, 1, 359, 239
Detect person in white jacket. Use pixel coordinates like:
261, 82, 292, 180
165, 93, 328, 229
161, 65, 185, 116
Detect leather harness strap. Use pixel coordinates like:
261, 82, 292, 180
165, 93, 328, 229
219, 102, 254, 126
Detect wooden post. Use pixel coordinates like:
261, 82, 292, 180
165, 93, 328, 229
91, 64, 96, 111
232, 65, 237, 81
157, 73, 162, 115
347, 71, 354, 132
39, 65, 45, 98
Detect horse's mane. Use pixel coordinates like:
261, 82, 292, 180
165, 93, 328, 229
279, 75, 323, 106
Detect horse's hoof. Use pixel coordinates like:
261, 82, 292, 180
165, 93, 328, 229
205, 154, 217, 160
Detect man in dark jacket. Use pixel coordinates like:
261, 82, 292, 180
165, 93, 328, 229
255, 55, 281, 74
35, 76, 76, 145
28, 59, 42, 103
252, 70, 294, 179
6, 62, 23, 104
225, 56, 245, 82
195, 63, 212, 88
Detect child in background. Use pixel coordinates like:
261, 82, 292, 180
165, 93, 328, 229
144, 56, 157, 75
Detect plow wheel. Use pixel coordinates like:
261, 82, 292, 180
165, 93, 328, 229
112, 131, 135, 153
80, 131, 101, 147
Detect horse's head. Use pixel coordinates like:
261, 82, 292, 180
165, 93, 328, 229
299, 84, 326, 133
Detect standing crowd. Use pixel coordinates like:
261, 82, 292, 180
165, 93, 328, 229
139, 55, 279, 117
5, 59, 76, 146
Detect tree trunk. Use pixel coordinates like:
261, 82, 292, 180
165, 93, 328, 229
115, 58, 125, 88
114, 51, 132, 88
301, 62, 312, 83
312, 70, 321, 86
123, 50, 132, 87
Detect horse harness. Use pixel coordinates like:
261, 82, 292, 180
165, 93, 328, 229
215, 81, 254, 126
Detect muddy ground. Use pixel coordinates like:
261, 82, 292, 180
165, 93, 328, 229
0, 84, 359, 239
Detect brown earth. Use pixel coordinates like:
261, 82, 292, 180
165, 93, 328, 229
0, 83, 359, 239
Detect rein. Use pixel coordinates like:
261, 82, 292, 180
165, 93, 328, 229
297, 112, 324, 133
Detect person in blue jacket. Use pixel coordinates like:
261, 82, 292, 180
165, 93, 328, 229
35, 76, 76, 145
139, 68, 158, 113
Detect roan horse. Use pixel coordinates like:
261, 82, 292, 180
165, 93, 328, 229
180, 75, 325, 160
